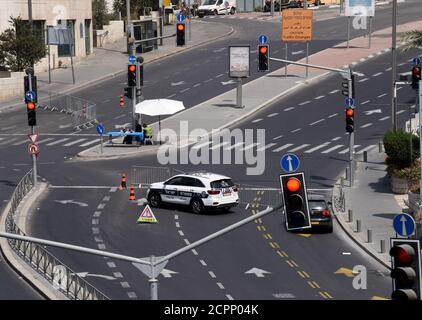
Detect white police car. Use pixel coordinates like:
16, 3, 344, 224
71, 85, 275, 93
146, 172, 239, 214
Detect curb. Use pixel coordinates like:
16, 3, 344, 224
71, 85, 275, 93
0, 20, 235, 111
0, 182, 68, 300
331, 165, 391, 270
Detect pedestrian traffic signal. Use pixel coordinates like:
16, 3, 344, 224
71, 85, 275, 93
280, 172, 311, 231
176, 23, 185, 46
390, 239, 422, 300
345, 107, 354, 133
27, 101, 36, 126
258, 44, 269, 72
341, 74, 356, 99
128, 64, 136, 87
411, 66, 421, 90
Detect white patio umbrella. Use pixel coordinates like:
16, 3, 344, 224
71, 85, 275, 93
135, 99, 185, 144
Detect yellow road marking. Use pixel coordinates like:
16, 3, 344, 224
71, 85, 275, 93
297, 271, 305, 278
324, 292, 333, 299
290, 260, 299, 267
281, 250, 288, 257
258, 218, 262, 223
257, 226, 262, 231
312, 281, 320, 288
261, 226, 266, 231
297, 233, 312, 238
266, 233, 273, 240
319, 291, 328, 299
269, 242, 276, 249
371, 296, 389, 300
273, 242, 280, 248
301, 271, 311, 278
263, 234, 269, 240
334, 267, 354, 278
277, 250, 285, 258
286, 260, 295, 268
307, 281, 315, 289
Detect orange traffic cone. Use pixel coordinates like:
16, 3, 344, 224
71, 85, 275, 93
119, 174, 127, 191
129, 185, 136, 201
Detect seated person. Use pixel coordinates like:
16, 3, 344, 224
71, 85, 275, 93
123, 129, 133, 144
135, 122, 143, 144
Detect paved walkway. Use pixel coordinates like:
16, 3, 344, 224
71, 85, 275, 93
79, 19, 422, 159
0, 19, 234, 111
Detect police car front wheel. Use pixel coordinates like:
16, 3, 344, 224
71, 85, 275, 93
190, 198, 204, 214
148, 192, 161, 207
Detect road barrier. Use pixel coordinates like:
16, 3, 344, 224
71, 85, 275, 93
37, 91, 97, 131
4, 170, 109, 300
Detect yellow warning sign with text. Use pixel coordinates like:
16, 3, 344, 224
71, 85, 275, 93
137, 205, 158, 224
281, 9, 313, 42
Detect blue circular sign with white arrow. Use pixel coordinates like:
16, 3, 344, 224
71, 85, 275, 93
25, 91, 36, 102
177, 14, 185, 22
258, 35, 268, 44
280, 153, 300, 173
345, 97, 354, 107
412, 57, 421, 66
128, 55, 136, 64
96, 124, 105, 135
393, 213, 415, 237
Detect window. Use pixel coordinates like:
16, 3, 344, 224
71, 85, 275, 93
211, 179, 234, 188
165, 177, 185, 186
32, 20, 46, 44
181, 177, 205, 188
57, 20, 75, 57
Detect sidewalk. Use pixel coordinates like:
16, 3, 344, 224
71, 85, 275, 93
0, 20, 234, 111
333, 149, 405, 268
79, 18, 422, 159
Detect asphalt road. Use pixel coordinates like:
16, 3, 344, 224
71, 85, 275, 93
0, 0, 420, 299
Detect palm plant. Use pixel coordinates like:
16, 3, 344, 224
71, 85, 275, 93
401, 30, 422, 51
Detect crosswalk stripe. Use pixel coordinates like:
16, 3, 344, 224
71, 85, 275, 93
224, 142, 244, 150
304, 142, 330, 153
0, 137, 19, 145
79, 140, 99, 147
356, 145, 376, 154
46, 138, 71, 146
338, 145, 361, 154
256, 143, 277, 151
64, 138, 87, 146
241, 143, 259, 151
288, 144, 310, 152
321, 145, 344, 154
12, 139, 29, 146
210, 142, 229, 150
37, 138, 54, 144
272, 144, 293, 152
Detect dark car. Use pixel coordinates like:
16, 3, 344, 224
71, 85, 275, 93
307, 194, 333, 233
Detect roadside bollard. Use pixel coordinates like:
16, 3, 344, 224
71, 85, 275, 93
348, 209, 353, 223
356, 219, 361, 233
380, 239, 386, 253
366, 229, 373, 243
345, 167, 349, 182
340, 176, 344, 189
363, 151, 368, 163
378, 140, 383, 152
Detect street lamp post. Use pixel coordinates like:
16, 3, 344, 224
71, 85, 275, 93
391, 0, 398, 131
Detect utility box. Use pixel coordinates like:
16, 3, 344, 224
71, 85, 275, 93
133, 19, 156, 53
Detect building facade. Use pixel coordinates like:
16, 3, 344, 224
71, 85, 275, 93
0, 0, 93, 72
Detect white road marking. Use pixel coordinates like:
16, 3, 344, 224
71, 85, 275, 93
284, 107, 295, 111
338, 145, 361, 154
361, 100, 370, 105
377, 93, 387, 98
215, 73, 224, 78
379, 116, 390, 121
36, 138, 54, 145
127, 292, 137, 299
174, 214, 178, 220
304, 142, 330, 153
92, 227, 100, 234
45, 138, 70, 146
180, 88, 190, 93
209, 271, 216, 278
272, 135, 283, 140
113, 272, 123, 278
321, 145, 344, 153
329, 89, 340, 94
256, 143, 277, 151
175, 222, 180, 228
210, 142, 230, 150
166, 93, 176, 99
120, 282, 130, 288
291, 128, 302, 133
204, 78, 213, 83
252, 118, 263, 123
358, 78, 369, 83
92, 219, 99, 225
289, 144, 310, 152
356, 145, 376, 154
98, 244, 106, 250
397, 110, 406, 115
267, 113, 279, 117
385, 67, 392, 71
184, 239, 190, 245
109, 187, 118, 192
107, 262, 116, 268
272, 144, 294, 152
309, 118, 325, 126
342, 252, 352, 255
64, 138, 87, 146
360, 123, 373, 128
328, 113, 339, 118
114, 114, 126, 120
191, 249, 198, 255
200, 259, 207, 266
241, 143, 260, 151
103, 196, 111, 202
226, 294, 234, 300
193, 83, 201, 87
217, 282, 225, 289
178, 230, 185, 236
79, 140, 98, 147
224, 142, 244, 150
93, 211, 102, 217
97, 203, 106, 209
314, 95, 325, 100
397, 87, 403, 91
299, 101, 311, 106
191, 141, 212, 149
372, 72, 383, 77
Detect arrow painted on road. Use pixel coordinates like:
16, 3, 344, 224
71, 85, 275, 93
364, 109, 382, 115
245, 267, 271, 278
72, 272, 116, 280
54, 200, 88, 207
171, 81, 185, 86
400, 215, 408, 236
161, 268, 178, 278
334, 267, 354, 278
297, 233, 312, 238
371, 296, 389, 300
221, 80, 236, 86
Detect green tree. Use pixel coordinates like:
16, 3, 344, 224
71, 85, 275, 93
0, 17, 46, 72
93, 0, 110, 29
401, 30, 422, 52
113, 0, 159, 19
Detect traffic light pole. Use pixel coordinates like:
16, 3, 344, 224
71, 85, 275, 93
348, 72, 354, 186
419, 80, 422, 240
391, 0, 398, 131
27, 73, 37, 186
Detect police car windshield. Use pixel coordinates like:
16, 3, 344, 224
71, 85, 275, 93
211, 179, 234, 188
203, 0, 216, 5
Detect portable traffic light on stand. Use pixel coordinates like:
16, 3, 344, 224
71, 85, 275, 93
27, 101, 36, 126
176, 23, 185, 46
345, 107, 354, 133
411, 66, 421, 90
258, 44, 269, 72
280, 172, 311, 231
390, 239, 422, 300
128, 64, 137, 87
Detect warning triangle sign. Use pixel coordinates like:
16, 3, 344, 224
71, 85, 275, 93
137, 205, 158, 224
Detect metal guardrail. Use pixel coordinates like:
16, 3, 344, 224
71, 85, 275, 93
4, 170, 109, 300
130, 166, 185, 186
37, 91, 97, 131
334, 184, 346, 213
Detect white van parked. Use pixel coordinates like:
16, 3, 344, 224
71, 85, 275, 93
197, 0, 236, 17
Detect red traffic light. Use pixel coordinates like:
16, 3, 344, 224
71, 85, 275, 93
345, 108, 354, 117
177, 23, 185, 31
27, 102, 36, 110
259, 46, 268, 55
128, 65, 136, 72
286, 178, 301, 193
390, 244, 415, 264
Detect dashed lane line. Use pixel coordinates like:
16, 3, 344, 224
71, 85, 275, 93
328, 113, 338, 118
309, 119, 325, 126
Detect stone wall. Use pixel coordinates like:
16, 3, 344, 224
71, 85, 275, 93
96, 21, 124, 47
0, 72, 25, 102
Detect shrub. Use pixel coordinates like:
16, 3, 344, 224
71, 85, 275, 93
383, 130, 419, 168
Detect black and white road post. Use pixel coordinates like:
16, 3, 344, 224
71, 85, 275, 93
26, 68, 37, 186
